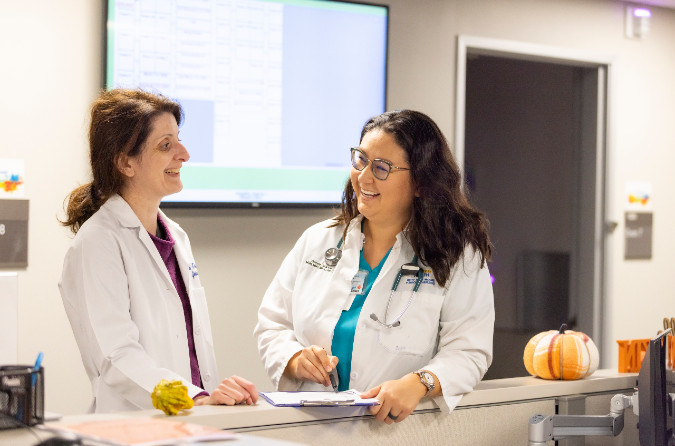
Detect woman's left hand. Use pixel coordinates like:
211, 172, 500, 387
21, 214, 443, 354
194, 375, 259, 406
360, 373, 428, 424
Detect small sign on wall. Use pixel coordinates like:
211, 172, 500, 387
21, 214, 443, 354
0, 158, 24, 198
625, 181, 652, 211
625, 212, 652, 259
624, 182, 653, 260
0, 199, 29, 267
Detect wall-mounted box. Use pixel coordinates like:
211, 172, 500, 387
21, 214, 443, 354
0, 199, 28, 268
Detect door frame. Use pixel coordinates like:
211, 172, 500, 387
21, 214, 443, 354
455, 35, 615, 366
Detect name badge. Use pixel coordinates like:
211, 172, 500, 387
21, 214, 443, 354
351, 269, 369, 295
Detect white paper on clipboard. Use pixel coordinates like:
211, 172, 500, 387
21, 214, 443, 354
260, 389, 379, 407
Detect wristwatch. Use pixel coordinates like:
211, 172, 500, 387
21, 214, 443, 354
415, 370, 435, 396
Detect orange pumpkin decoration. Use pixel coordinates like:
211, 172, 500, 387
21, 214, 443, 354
523, 324, 599, 380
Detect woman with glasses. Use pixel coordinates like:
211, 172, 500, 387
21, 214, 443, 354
255, 110, 493, 423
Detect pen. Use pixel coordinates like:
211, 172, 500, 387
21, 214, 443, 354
32, 352, 43, 386
329, 372, 338, 393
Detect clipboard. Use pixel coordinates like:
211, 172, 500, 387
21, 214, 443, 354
260, 389, 380, 407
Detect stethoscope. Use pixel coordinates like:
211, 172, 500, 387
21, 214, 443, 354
324, 238, 343, 267
325, 237, 424, 328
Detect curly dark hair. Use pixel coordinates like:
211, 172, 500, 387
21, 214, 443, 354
61, 89, 183, 233
332, 109, 491, 287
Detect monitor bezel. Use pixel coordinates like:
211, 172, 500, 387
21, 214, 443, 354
637, 330, 671, 446
104, 0, 390, 209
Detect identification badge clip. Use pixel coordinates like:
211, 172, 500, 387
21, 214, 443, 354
351, 269, 368, 295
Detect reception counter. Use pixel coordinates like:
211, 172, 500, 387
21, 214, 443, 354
3, 369, 640, 445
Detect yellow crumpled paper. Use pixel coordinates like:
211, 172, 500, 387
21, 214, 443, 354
151, 379, 194, 415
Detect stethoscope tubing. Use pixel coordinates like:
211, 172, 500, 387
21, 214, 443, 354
326, 236, 423, 328
373, 262, 423, 328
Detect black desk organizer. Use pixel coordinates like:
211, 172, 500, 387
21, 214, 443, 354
0, 365, 44, 429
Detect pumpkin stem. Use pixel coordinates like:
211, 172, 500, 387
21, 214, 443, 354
559, 323, 568, 333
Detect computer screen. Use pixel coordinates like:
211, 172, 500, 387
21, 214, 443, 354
106, 0, 389, 207
637, 330, 672, 446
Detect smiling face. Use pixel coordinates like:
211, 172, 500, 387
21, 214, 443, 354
350, 128, 415, 230
118, 112, 189, 205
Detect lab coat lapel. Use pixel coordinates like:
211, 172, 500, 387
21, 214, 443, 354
170, 229, 194, 293
107, 195, 175, 290
318, 217, 363, 350
137, 228, 175, 290
159, 210, 195, 295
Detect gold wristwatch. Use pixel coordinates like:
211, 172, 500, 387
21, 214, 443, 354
415, 370, 435, 396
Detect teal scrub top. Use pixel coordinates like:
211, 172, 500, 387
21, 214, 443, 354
331, 248, 391, 391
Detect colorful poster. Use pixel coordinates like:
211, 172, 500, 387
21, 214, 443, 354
625, 181, 652, 211
0, 159, 25, 198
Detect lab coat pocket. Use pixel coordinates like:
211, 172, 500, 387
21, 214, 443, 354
375, 292, 443, 356
189, 286, 214, 347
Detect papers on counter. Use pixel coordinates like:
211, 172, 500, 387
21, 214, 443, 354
45, 417, 238, 445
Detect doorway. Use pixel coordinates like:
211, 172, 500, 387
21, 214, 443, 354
455, 36, 611, 379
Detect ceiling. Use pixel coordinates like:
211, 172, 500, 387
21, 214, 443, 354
620, 0, 675, 9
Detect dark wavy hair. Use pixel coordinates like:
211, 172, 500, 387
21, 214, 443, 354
60, 89, 183, 233
332, 109, 491, 287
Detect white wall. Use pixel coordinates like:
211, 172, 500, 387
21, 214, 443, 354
2, 0, 674, 415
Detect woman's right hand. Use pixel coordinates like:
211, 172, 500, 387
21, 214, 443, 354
194, 375, 258, 406
283, 345, 338, 387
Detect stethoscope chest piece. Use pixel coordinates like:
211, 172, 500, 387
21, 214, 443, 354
325, 247, 342, 267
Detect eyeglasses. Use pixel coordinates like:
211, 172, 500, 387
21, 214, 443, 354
350, 148, 410, 181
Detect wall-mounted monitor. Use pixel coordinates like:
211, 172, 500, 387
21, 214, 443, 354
106, 0, 388, 207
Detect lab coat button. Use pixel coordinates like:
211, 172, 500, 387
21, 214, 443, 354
194, 327, 201, 336
350, 371, 358, 379
205, 373, 211, 381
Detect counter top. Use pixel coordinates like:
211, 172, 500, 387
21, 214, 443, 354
459, 368, 637, 407
46, 369, 637, 432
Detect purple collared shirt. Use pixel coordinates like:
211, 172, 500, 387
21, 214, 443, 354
149, 215, 206, 396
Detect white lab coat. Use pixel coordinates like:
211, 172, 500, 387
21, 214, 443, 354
254, 215, 494, 412
59, 194, 219, 413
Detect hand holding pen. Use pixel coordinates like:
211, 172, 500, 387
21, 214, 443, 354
283, 345, 339, 389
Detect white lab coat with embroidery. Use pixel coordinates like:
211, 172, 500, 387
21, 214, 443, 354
59, 195, 219, 413
254, 215, 494, 412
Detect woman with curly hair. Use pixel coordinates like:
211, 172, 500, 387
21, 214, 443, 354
255, 109, 493, 423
